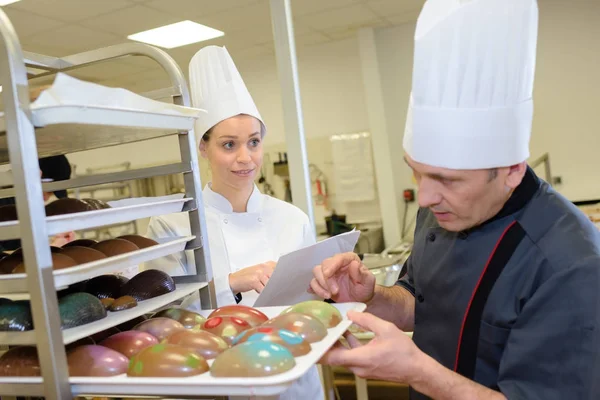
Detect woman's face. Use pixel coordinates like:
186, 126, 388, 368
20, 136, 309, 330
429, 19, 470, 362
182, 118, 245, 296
200, 115, 263, 191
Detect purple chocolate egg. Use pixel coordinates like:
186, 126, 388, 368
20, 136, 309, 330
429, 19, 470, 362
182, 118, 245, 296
133, 317, 185, 341
99, 331, 159, 358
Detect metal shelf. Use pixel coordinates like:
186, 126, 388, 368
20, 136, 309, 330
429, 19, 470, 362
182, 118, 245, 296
0, 196, 191, 241
0, 101, 199, 165
23, 51, 71, 71
0, 9, 216, 399
0, 104, 198, 133
0, 124, 181, 165
0, 236, 194, 294
0, 282, 207, 346
0, 303, 365, 399
0, 162, 191, 198
0, 380, 44, 397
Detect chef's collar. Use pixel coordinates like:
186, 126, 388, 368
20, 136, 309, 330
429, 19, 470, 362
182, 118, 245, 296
489, 165, 540, 223
203, 183, 263, 214
459, 166, 540, 237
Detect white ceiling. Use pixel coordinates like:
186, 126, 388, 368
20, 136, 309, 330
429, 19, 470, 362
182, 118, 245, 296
1, 0, 424, 91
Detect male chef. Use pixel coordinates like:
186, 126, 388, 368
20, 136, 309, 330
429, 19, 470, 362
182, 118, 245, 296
310, 0, 600, 399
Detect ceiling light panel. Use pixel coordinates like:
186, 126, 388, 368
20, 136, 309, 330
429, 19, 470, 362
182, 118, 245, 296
127, 20, 224, 49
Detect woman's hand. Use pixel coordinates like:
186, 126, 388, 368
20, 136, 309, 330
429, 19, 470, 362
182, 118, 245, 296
229, 261, 276, 294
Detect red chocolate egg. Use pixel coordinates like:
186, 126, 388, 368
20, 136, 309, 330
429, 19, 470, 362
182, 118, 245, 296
200, 316, 251, 345
207, 304, 268, 327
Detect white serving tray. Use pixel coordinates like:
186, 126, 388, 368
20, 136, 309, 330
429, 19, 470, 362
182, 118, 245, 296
0, 236, 193, 294
0, 196, 191, 241
0, 282, 207, 346
0, 73, 205, 132
0, 302, 366, 398
30, 105, 197, 130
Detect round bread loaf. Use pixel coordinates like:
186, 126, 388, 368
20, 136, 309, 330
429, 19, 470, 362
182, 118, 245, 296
121, 269, 176, 302
84, 274, 129, 299
60, 246, 106, 264
45, 198, 93, 216
12, 253, 77, 274
82, 198, 111, 210
92, 239, 139, 257
62, 239, 97, 248
117, 235, 159, 249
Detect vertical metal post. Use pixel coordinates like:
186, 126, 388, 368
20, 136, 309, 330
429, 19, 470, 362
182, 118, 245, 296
0, 9, 71, 400
173, 91, 217, 310
357, 28, 403, 247
321, 365, 336, 400
269, 0, 315, 230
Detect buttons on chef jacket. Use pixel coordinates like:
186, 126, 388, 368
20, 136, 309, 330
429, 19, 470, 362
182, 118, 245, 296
223, 219, 228, 224
258, 217, 263, 223
417, 293, 425, 303
427, 232, 436, 242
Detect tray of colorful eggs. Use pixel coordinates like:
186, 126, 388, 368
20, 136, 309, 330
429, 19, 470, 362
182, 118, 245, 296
0, 300, 365, 397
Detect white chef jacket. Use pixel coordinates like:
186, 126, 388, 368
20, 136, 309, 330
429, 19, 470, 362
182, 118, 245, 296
145, 183, 315, 307
145, 183, 324, 400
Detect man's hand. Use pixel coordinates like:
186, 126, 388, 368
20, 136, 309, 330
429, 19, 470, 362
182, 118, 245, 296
322, 311, 508, 400
309, 252, 376, 303
321, 310, 420, 383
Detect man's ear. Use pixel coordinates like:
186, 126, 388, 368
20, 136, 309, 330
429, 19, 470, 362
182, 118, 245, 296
505, 162, 527, 189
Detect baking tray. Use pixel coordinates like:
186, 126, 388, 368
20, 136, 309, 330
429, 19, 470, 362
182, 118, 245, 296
0, 282, 207, 346
0, 104, 198, 131
0, 196, 192, 241
0, 302, 366, 397
0, 236, 194, 294
0, 73, 204, 133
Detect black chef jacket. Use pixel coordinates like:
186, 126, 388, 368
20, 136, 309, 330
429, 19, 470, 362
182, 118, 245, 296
398, 167, 600, 399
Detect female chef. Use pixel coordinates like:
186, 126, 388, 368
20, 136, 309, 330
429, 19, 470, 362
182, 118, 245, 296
146, 45, 315, 307
145, 45, 323, 400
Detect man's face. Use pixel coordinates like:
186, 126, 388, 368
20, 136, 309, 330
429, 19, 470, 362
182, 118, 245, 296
404, 155, 526, 232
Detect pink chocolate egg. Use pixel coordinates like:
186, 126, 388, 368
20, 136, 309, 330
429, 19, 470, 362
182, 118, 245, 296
99, 330, 159, 358
133, 317, 185, 341
67, 345, 128, 377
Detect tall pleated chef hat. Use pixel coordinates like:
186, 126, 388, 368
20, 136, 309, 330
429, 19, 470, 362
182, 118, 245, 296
403, 0, 539, 169
189, 45, 265, 144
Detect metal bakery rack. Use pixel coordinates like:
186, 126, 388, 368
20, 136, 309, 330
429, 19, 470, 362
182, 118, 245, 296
0, 8, 217, 400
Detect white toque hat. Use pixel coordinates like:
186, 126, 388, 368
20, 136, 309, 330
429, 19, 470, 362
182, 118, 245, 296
189, 45, 265, 144
403, 0, 539, 169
